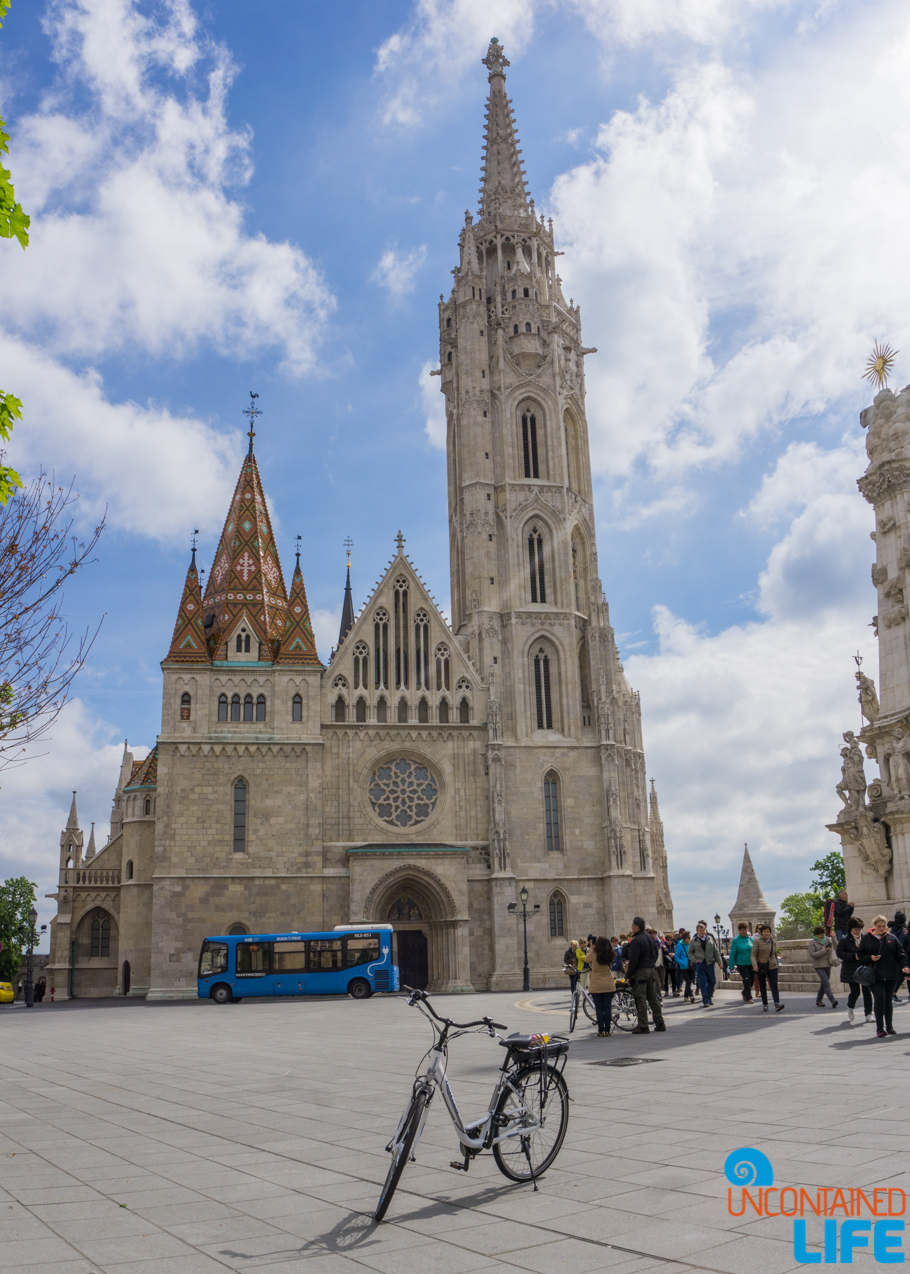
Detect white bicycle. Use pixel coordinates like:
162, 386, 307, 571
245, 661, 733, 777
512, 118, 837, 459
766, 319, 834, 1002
375, 987, 571, 1222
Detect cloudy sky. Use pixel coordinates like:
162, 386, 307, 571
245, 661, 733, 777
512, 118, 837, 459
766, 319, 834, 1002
1, 0, 902, 944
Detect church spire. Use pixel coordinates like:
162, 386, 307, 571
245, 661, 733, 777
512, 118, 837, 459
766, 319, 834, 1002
66, 791, 79, 831
165, 546, 209, 664
728, 844, 776, 931
479, 39, 530, 219
337, 538, 355, 647
275, 536, 321, 667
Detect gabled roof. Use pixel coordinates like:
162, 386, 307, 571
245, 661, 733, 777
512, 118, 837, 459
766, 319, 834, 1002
275, 553, 321, 667
166, 553, 209, 664
202, 451, 289, 661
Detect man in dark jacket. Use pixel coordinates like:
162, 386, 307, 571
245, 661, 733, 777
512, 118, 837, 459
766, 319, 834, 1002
889, 910, 907, 1000
626, 917, 665, 1034
832, 890, 854, 944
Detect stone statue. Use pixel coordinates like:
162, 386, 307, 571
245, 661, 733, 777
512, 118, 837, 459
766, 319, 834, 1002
836, 739, 866, 811
845, 809, 892, 877
856, 670, 880, 723
887, 726, 910, 799
596, 697, 610, 743
492, 784, 505, 830
487, 696, 500, 742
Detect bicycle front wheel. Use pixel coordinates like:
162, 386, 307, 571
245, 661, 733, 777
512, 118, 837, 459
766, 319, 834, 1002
581, 993, 596, 1024
612, 989, 638, 1032
492, 1063, 569, 1183
375, 1088, 428, 1222
568, 992, 578, 1033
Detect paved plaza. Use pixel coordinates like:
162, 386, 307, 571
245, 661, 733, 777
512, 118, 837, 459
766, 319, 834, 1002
1, 987, 908, 1274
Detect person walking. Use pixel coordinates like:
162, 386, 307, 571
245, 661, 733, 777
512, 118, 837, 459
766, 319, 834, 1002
626, 917, 665, 1034
889, 911, 907, 1002
688, 921, 723, 1008
837, 917, 873, 1024
728, 923, 755, 1003
832, 889, 854, 944
858, 914, 910, 1038
751, 924, 785, 1012
808, 925, 839, 1008
664, 934, 680, 996
588, 936, 617, 1037
675, 931, 693, 1001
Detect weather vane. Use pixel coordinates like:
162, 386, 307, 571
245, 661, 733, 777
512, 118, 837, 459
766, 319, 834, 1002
295, 533, 302, 568
344, 536, 353, 568
863, 342, 898, 392
191, 527, 199, 564
242, 391, 262, 452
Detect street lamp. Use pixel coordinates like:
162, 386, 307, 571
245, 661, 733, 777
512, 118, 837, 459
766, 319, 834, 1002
25, 906, 38, 1009
508, 886, 539, 993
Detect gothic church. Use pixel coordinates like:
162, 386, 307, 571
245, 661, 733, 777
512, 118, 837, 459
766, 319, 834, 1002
46, 41, 673, 999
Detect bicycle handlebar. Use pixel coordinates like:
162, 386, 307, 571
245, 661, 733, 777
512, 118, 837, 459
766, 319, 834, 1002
402, 985, 507, 1031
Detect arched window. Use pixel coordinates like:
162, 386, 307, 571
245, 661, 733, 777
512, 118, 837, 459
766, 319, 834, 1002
292, 693, 302, 722
233, 780, 247, 853
180, 691, 191, 721
459, 697, 470, 723
414, 611, 429, 689
334, 695, 347, 722
394, 577, 409, 689
446, 351, 452, 362
528, 527, 546, 603
418, 697, 429, 723
91, 915, 111, 957
230, 694, 240, 722
525, 322, 531, 333
374, 609, 389, 689
228, 923, 249, 935
353, 642, 369, 690
397, 697, 408, 723
548, 892, 565, 938
544, 771, 561, 853
125, 860, 133, 881
377, 697, 388, 723
513, 324, 519, 334
534, 646, 553, 730
243, 693, 253, 722
438, 698, 450, 724
446, 317, 452, 328
355, 696, 367, 722
235, 628, 251, 654
638, 831, 648, 873
578, 644, 592, 726
256, 694, 266, 722
218, 694, 228, 721
522, 412, 540, 478
435, 643, 450, 692
144, 798, 151, 815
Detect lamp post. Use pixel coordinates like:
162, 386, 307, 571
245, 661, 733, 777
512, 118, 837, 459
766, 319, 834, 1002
25, 907, 38, 1008
507, 886, 540, 993
713, 913, 730, 978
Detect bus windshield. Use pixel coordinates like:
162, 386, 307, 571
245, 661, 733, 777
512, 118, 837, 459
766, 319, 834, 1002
198, 941, 228, 977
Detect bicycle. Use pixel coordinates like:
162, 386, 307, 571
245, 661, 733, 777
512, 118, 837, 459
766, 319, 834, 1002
611, 977, 654, 1032
375, 986, 571, 1222
567, 977, 596, 1032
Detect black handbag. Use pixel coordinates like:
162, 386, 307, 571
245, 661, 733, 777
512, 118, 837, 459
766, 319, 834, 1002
854, 964, 876, 987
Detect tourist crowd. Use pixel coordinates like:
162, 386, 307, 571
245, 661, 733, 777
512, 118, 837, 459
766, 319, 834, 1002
563, 895, 910, 1040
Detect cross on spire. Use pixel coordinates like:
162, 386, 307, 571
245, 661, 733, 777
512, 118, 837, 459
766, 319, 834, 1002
344, 536, 353, 568
295, 533, 302, 570
395, 530, 406, 554
242, 392, 261, 454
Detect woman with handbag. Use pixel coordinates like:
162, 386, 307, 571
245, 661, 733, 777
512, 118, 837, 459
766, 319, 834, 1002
750, 924, 785, 1012
837, 917, 872, 1024
588, 936, 617, 1037
808, 926, 839, 1008
857, 914, 910, 1038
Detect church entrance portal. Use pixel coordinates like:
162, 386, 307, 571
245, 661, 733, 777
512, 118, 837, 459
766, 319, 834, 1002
396, 930, 428, 990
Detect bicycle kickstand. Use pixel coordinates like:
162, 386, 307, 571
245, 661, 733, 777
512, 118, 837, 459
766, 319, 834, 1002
520, 1137, 538, 1192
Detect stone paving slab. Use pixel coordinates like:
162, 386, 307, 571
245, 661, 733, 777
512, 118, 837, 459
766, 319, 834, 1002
1, 988, 909, 1273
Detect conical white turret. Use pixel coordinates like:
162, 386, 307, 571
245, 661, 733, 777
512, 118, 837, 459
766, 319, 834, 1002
728, 844, 776, 931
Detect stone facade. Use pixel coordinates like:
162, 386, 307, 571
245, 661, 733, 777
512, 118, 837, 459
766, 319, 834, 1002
827, 384, 910, 917
45, 41, 672, 999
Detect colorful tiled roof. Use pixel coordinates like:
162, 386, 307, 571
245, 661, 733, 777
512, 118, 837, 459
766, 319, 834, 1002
166, 555, 209, 664
124, 746, 158, 790
203, 452, 289, 661
275, 555, 321, 666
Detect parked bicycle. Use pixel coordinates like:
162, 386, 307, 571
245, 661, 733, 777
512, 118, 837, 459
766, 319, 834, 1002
568, 978, 597, 1032
611, 978, 653, 1032
375, 987, 571, 1222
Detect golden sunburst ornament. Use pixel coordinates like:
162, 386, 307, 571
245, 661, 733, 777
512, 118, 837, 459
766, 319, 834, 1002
863, 341, 898, 391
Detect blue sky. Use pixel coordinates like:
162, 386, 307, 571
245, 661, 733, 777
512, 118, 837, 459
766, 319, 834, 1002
2, 0, 907, 943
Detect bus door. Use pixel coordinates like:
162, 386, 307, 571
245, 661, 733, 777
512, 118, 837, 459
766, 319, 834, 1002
234, 940, 273, 995
272, 940, 307, 996
308, 938, 344, 993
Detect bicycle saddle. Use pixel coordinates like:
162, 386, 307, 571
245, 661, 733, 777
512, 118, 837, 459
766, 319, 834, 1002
499, 1033, 535, 1048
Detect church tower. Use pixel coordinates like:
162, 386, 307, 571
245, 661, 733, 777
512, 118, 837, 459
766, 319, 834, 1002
437, 39, 660, 946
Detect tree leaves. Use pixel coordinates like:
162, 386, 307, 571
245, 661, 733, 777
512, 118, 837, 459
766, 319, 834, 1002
0, 876, 37, 983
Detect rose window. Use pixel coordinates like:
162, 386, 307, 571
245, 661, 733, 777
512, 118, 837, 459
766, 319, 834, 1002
368, 758, 439, 828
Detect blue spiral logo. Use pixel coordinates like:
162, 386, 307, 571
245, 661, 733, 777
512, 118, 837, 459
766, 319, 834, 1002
724, 1147, 774, 1187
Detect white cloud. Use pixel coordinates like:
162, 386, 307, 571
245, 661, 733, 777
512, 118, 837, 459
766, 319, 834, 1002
312, 605, 342, 663
2, 334, 241, 543
3, 0, 334, 372
744, 439, 866, 529
371, 244, 428, 301
420, 360, 446, 449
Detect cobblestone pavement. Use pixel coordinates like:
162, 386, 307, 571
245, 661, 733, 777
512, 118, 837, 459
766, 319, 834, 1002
1, 986, 908, 1273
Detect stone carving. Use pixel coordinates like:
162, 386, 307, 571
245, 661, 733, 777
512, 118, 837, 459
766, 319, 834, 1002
836, 733, 866, 811
844, 809, 892, 877
596, 697, 611, 743
872, 563, 889, 586
487, 695, 500, 741
899, 547, 910, 572
880, 515, 897, 532
886, 726, 910, 799
856, 671, 880, 723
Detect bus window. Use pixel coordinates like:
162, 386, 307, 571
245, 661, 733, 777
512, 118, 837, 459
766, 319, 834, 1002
273, 941, 307, 972
198, 941, 228, 978
308, 939, 343, 972
345, 937, 380, 968
236, 942, 271, 976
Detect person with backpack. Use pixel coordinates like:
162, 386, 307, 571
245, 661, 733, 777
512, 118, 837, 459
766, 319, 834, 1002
858, 914, 910, 1037
751, 924, 785, 1012
688, 921, 723, 1008
728, 922, 755, 1003
837, 917, 873, 1024
808, 925, 839, 1008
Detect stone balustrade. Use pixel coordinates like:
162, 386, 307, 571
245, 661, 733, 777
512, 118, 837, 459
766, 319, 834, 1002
74, 868, 121, 886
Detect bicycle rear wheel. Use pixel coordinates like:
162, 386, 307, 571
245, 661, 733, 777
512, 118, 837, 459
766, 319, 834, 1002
612, 989, 638, 1032
492, 1063, 569, 1183
375, 1088, 429, 1222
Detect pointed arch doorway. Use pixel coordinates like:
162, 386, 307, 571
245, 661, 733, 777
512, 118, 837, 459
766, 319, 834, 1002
387, 893, 429, 990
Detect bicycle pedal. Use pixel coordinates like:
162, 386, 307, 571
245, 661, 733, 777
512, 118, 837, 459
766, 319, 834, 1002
450, 1159, 469, 1171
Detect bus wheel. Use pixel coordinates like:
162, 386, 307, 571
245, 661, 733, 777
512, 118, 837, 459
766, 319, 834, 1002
349, 978, 372, 1000
211, 983, 233, 1004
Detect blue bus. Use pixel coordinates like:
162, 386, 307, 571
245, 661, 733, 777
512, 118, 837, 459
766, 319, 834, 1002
197, 925, 399, 1003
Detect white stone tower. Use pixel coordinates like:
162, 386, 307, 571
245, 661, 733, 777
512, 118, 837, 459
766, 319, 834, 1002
828, 385, 910, 915
728, 844, 775, 933
437, 39, 661, 949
